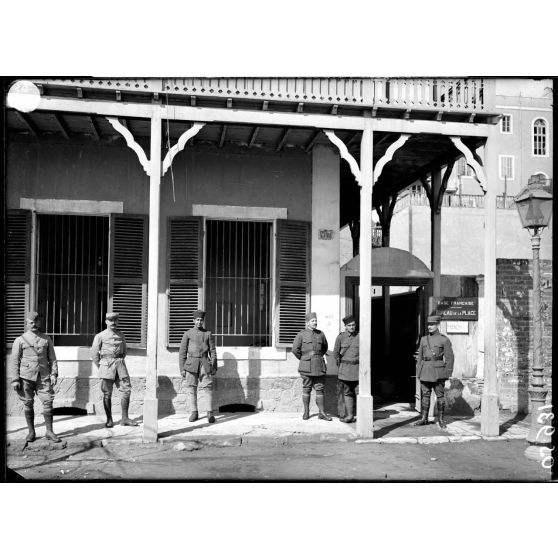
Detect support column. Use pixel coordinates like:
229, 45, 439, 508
430, 167, 442, 307
357, 115, 374, 438
481, 130, 499, 436
143, 103, 162, 442
311, 145, 340, 350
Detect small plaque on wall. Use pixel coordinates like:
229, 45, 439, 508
446, 321, 469, 334
319, 229, 333, 240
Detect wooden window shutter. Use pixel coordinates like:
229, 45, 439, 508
276, 219, 311, 347
6, 210, 31, 346
109, 214, 148, 348
167, 217, 203, 347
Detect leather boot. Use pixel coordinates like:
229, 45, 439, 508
302, 393, 310, 420
316, 394, 332, 421
437, 400, 447, 429
24, 408, 36, 443
412, 398, 430, 426
44, 410, 61, 442
207, 411, 215, 424
340, 396, 356, 423
120, 394, 138, 426
103, 395, 114, 428
189, 411, 199, 422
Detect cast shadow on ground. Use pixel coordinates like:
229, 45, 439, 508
372, 416, 423, 439
157, 412, 250, 439
499, 411, 528, 434
55, 415, 144, 438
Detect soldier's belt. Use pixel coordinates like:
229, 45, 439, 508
21, 355, 40, 361
423, 356, 443, 361
340, 359, 359, 364
187, 353, 207, 358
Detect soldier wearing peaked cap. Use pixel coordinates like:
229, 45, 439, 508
178, 310, 218, 424
292, 312, 331, 421
91, 312, 138, 428
10, 311, 62, 443
413, 314, 454, 429
333, 315, 359, 423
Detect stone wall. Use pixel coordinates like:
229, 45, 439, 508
496, 258, 553, 412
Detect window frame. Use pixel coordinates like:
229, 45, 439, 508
532, 116, 549, 157
202, 216, 276, 349
498, 155, 515, 181
500, 113, 512, 134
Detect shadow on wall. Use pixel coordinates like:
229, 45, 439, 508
214, 350, 261, 411
496, 260, 533, 413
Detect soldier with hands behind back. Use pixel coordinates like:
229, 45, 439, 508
333, 315, 359, 423
91, 312, 138, 428
292, 312, 332, 421
10, 311, 62, 443
178, 310, 218, 424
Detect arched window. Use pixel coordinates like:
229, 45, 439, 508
533, 118, 548, 156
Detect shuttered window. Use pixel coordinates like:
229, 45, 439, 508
276, 220, 311, 347
5, 210, 31, 346
167, 217, 203, 346
109, 214, 148, 348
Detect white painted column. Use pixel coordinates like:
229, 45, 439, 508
357, 116, 374, 437
311, 145, 341, 351
481, 128, 499, 436
143, 104, 162, 442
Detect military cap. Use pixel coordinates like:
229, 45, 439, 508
305, 312, 317, 321
427, 314, 441, 324
27, 311, 40, 321
342, 315, 356, 325
105, 312, 119, 320
193, 310, 206, 319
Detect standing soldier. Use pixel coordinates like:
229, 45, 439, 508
333, 315, 359, 423
179, 310, 218, 424
91, 312, 138, 428
9, 311, 62, 443
292, 312, 332, 421
413, 314, 454, 429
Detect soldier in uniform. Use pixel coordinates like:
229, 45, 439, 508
333, 315, 359, 423
292, 312, 331, 421
91, 312, 138, 428
178, 310, 218, 424
413, 314, 454, 429
10, 311, 62, 443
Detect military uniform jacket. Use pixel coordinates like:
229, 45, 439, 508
333, 331, 359, 382
91, 328, 129, 380
10, 331, 58, 383
416, 332, 454, 382
178, 327, 217, 375
292, 328, 328, 376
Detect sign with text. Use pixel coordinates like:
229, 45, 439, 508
436, 297, 478, 321
446, 321, 469, 334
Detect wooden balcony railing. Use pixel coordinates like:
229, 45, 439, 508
393, 192, 516, 213
34, 77, 491, 112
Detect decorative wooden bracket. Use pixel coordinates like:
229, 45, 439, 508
437, 161, 455, 213
373, 134, 411, 185
450, 136, 487, 193
162, 122, 205, 175
324, 129, 362, 186
106, 116, 150, 175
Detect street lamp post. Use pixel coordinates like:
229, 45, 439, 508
514, 175, 553, 462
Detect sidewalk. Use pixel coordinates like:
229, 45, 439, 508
5, 403, 531, 452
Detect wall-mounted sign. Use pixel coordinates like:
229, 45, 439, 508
436, 297, 478, 321
446, 321, 469, 334
319, 229, 333, 240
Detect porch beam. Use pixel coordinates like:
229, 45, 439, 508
54, 113, 70, 139
248, 126, 260, 148
15, 111, 40, 137
305, 130, 321, 152
357, 115, 374, 438
87, 115, 101, 141
218, 124, 227, 148
143, 102, 163, 443
36, 96, 494, 137
275, 128, 290, 151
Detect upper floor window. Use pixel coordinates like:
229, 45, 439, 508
500, 114, 512, 134
457, 157, 473, 177
533, 118, 548, 156
499, 155, 515, 180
